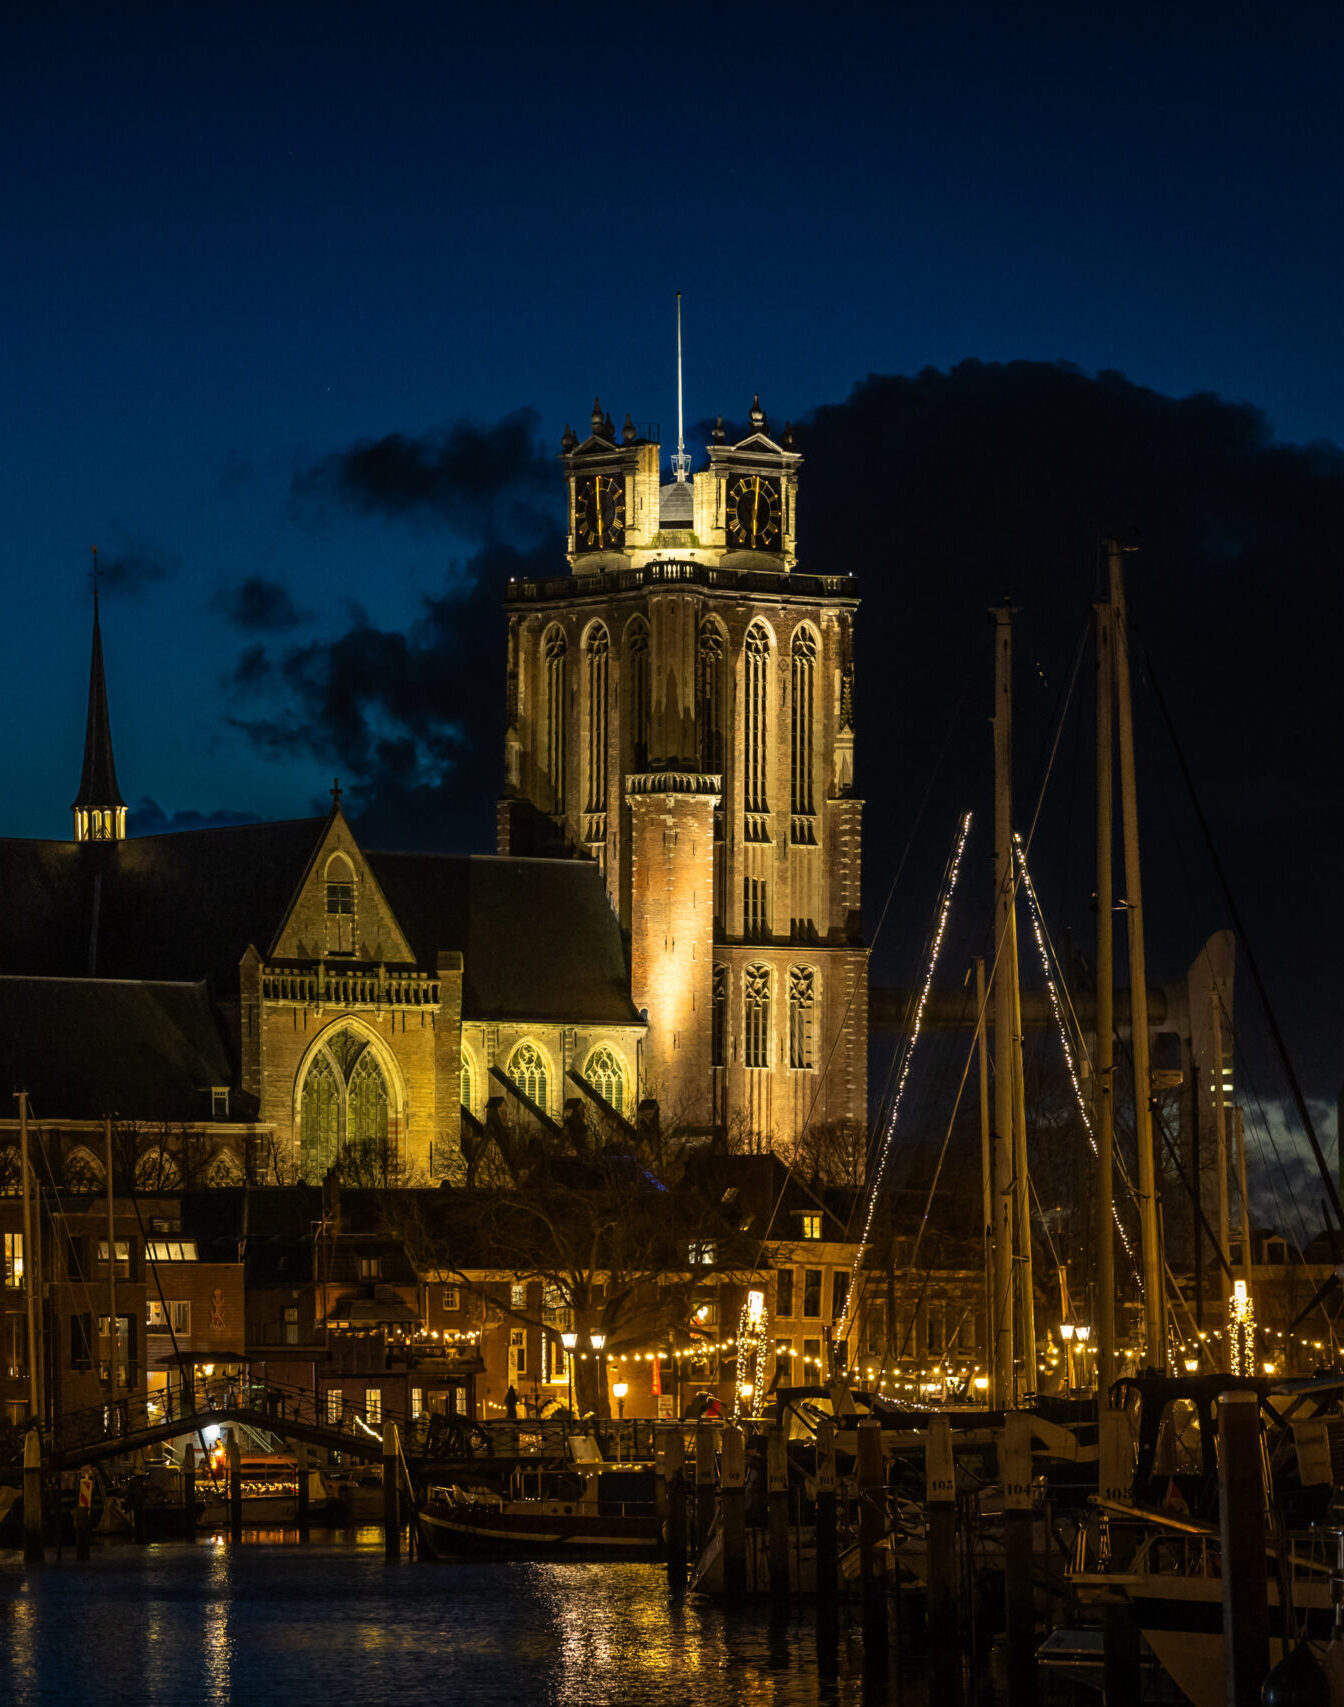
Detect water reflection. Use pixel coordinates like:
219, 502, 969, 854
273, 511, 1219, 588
0, 1539, 892, 1707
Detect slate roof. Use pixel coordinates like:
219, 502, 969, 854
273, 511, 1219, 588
0, 819, 326, 990
367, 852, 640, 1024
0, 976, 233, 1121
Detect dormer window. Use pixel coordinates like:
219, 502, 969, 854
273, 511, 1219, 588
211, 1087, 230, 1120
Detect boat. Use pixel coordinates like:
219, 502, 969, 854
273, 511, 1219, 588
200, 1452, 346, 1527
418, 1461, 660, 1558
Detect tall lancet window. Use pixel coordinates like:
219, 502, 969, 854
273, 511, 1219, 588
585, 623, 609, 814
790, 627, 817, 821
744, 622, 771, 813
698, 619, 727, 776
744, 964, 772, 1069
627, 618, 651, 773
543, 625, 567, 809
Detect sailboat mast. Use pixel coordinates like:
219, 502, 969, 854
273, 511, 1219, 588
1011, 944, 1036, 1391
976, 956, 994, 1397
1094, 599, 1116, 1395
1108, 539, 1166, 1371
991, 605, 1018, 1406
18, 1092, 41, 1423
1211, 994, 1232, 1361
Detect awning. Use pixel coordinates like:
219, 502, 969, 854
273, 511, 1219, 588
323, 1296, 420, 1327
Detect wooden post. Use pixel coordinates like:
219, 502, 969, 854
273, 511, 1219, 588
719, 1424, 746, 1605
1219, 1390, 1269, 1706
227, 1428, 242, 1545
926, 1416, 958, 1685
296, 1441, 310, 1542
1098, 1405, 1141, 1705
182, 1443, 197, 1542
856, 1417, 888, 1666
815, 1418, 838, 1647
75, 1466, 93, 1560
1001, 1411, 1035, 1705
694, 1426, 716, 1553
657, 1426, 686, 1587
383, 1420, 400, 1562
23, 1427, 43, 1565
767, 1422, 790, 1612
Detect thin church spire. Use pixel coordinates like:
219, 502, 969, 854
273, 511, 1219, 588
72, 548, 127, 842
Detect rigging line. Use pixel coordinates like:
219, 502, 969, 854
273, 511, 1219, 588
753, 679, 972, 1268
908, 985, 978, 1270
1134, 624, 1343, 1239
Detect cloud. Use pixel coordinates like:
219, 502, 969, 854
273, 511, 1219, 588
131, 798, 263, 834
95, 544, 177, 594
211, 576, 309, 632
291, 406, 555, 539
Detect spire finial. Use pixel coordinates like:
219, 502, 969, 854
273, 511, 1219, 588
331, 777, 343, 807
90, 545, 101, 618
671, 293, 691, 483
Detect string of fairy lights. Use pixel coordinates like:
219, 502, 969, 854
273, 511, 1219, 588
839, 812, 972, 1347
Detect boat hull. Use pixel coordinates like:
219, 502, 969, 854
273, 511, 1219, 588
418, 1498, 660, 1559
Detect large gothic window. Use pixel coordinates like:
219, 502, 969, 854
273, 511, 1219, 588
508, 1040, 550, 1111
789, 965, 816, 1069
583, 1044, 627, 1115
790, 627, 817, 821
744, 623, 770, 814
711, 964, 728, 1069
543, 625, 568, 809
698, 620, 727, 776
626, 619, 651, 773
460, 1046, 477, 1116
744, 964, 771, 1069
298, 1030, 392, 1179
585, 624, 609, 813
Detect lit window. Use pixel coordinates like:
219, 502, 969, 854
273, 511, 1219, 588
583, 1045, 627, 1115
358, 1256, 381, 1281
326, 1389, 343, 1425
509, 1328, 527, 1378
510, 1281, 528, 1311
508, 1041, 549, 1111
442, 1286, 460, 1312
146, 1240, 198, 1263
2, 1233, 21, 1287
411, 1388, 423, 1420
800, 1213, 822, 1240
366, 1388, 382, 1426
688, 1241, 717, 1266
146, 1300, 190, 1334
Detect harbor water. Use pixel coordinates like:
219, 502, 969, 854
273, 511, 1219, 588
0, 1528, 981, 1707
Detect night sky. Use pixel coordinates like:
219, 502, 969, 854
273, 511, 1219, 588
4, 5, 1343, 1198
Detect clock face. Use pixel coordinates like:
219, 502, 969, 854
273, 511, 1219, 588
574, 473, 626, 551
726, 474, 782, 550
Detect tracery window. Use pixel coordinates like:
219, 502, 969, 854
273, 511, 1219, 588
711, 964, 728, 1069
298, 1029, 392, 1179
460, 1047, 477, 1116
585, 624, 609, 813
744, 622, 770, 814
789, 965, 816, 1069
543, 625, 568, 808
744, 964, 771, 1070
508, 1040, 550, 1111
583, 1044, 627, 1115
790, 627, 817, 819
627, 619, 651, 772
698, 620, 727, 776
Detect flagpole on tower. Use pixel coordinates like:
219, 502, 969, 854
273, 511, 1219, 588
672, 293, 690, 482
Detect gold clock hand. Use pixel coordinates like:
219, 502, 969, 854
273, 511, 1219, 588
751, 476, 760, 544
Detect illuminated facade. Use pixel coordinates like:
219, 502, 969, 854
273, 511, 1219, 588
498, 399, 867, 1151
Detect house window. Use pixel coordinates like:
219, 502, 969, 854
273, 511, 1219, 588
744, 965, 771, 1069
711, 965, 728, 1068
358, 1256, 381, 1281
831, 1272, 849, 1321
283, 1306, 299, 1346
509, 1329, 527, 1379
925, 1302, 946, 1357
211, 1087, 230, 1120
7, 1317, 25, 1379
775, 1268, 794, 1319
97, 1239, 132, 1276
146, 1240, 198, 1263
802, 1269, 822, 1319
365, 1388, 382, 1426
411, 1387, 423, 1420
585, 623, 609, 814
583, 1045, 627, 1116
442, 1286, 460, 1313
800, 1213, 822, 1240
789, 966, 815, 1070
2, 1233, 21, 1287
507, 1041, 549, 1112
326, 878, 355, 955
510, 1281, 528, 1311
802, 1337, 822, 1372
326, 1389, 343, 1425
146, 1300, 190, 1335
688, 1241, 717, 1266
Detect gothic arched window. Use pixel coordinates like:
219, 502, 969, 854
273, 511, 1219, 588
460, 1046, 477, 1116
790, 627, 817, 819
325, 852, 356, 955
626, 618, 651, 773
508, 1040, 550, 1111
346, 1049, 390, 1144
744, 622, 770, 814
698, 620, 727, 776
300, 1051, 342, 1178
298, 1028, 395, 1180
543, 625, 568, 809
585, 624, 609, 813
744, 964, 771, 1069
583, 1044, 627, 1115
789, 965, 816, 1069
711, 964, 728, 1069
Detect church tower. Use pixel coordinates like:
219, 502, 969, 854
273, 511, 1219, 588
499, 391, 865, 1152
72, 582, 127, 842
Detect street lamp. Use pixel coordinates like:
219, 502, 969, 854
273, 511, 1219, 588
1074, 1323, 1092, 1392
1060, 1321, 1074, 1393
589, 1332, 606, 1427
613, 1380, 628, 1461
561, 1330, 577, 1416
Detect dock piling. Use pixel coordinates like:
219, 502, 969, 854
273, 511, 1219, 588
296, 1441, 310, 1542
720, 1424, 746, 1605
658, 1425, 687, 1587
182, 1443, 197, 1542
926, 1415, 959, 1692
1001, 1411, 1035, 1706
22, 1427, 42, 1565
1219, 1389, 1270, 1706
75, 1466, 93, 1560
694, 1426, 716, 1553
383, 1420, 400, 1562
767, 1422, 790, 1613
227, 1428, 242, 1545
815, 1417, 838, 1646
1098, 1403, 1140, 1704
856, 1416, 889, 1667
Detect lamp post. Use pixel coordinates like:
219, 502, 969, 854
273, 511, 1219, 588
613, 1381, 628, 1462
1075, 1323, 1091, 1391
589, 1332, 606, 1427
561, 1330, 577, 1417
1060, 1321, 1075, 1394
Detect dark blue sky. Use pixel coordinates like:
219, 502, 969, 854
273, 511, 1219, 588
3, 4, 1343, 1181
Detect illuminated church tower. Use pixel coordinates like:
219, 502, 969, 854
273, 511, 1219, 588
72, 583, 127, 843
498, 390, 866, 1150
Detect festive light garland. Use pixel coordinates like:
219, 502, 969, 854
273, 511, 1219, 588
838, 812, 972, 1347
732, 1289, 769, 1420
1228, 1279, 1255, 1376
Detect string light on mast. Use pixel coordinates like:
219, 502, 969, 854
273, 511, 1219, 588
733, 1288, 768, 1421
839, 812, 972, 1346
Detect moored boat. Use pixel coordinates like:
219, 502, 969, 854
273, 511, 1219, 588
418, 1464, 660, 1558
